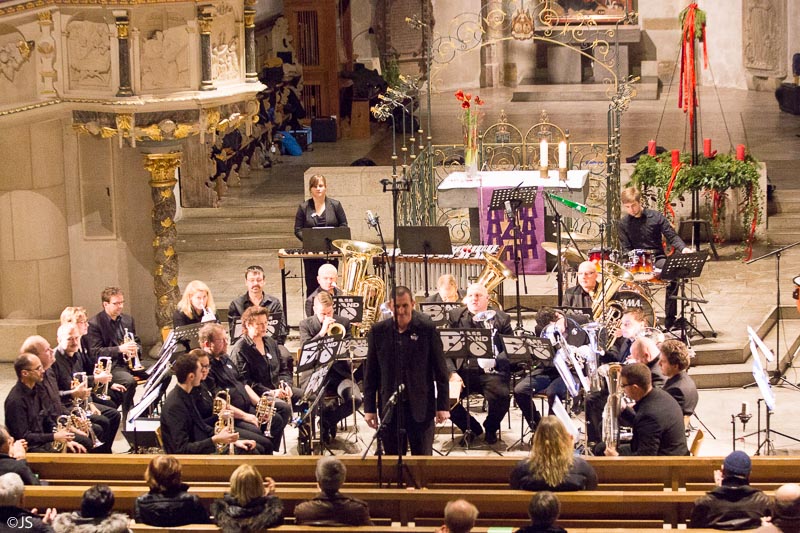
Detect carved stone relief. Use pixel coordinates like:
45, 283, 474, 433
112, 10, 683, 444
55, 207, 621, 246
0, 24, 35, 106
66, 16, 112, 89
211, 2, 240, 81
743, 0, 787, 78
138, 11, 190, 91
36, 11, 58, 95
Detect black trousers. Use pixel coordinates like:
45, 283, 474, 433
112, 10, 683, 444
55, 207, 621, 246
450, 368, 510, 435
381, 403, 435, 456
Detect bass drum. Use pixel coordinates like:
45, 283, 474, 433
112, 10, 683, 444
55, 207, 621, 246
609, 289, 656, 327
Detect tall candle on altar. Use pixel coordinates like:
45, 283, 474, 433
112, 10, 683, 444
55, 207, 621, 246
558, 141, 567, 169
540, 140, 548, 168
647, 139, 656, 156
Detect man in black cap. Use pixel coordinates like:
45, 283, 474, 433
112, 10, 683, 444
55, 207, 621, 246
690, 450, 771, 529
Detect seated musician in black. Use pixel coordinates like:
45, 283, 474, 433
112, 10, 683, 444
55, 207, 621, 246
189, 349, 273, 454
160, 351, 260, 455
51, 324, 120, 453
227, 265, 288, 344
304, 263, 342, 317
514, 307, 589, 433
425, 273, 466, 303
447, 284, 513, 445
298, 292, 362, 443
658, 339, 699, 421
200, 323, 287, 447
85, 287, 147, 416
4, 353, 85, 453
229, 306, 300, 427
563, 261, 598, 311
172, 280, 218, 327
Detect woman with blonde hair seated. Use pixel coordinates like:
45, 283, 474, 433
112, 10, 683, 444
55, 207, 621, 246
510, 416, 597, 491
134, 455, 210, 526
212, 464, 283, 532
173, 280, 218, 327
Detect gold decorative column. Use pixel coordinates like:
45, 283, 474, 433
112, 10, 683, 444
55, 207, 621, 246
143, 152, 182, 339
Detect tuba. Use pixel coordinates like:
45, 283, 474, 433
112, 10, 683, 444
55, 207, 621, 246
601, 363, 623, 450
475, 252, 515, 309
333, 239, 386, 337
255, 391, 276, 438
591, 263, 634, 349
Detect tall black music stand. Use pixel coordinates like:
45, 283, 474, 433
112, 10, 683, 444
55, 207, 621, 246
505, 336, 555, 451
489, 186, 538, 331
303, 227, 351, 254
439, 328, 501, 455
396, 226, 452, 298
660, 252, 712, 344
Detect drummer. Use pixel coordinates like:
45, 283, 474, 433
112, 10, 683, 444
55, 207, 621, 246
564, 261, 598, 310
619, 187, 693, 330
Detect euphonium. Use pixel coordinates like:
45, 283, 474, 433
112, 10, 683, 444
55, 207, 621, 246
52, 414, 71, 453
332, 239, 386, 337
93, 356, 112, 400
214, 409, 235, 455
255, 391, 276, 438
582, 322, 604, 393
601, 363, 623, 450
123, 328, 144, 371
475, 252, 516, 309
212, 390, 230, 415
591, 263, 634, 349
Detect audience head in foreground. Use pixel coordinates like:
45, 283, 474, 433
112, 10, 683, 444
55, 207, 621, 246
515, 491, 567, 533
690, 450, 771, 530
52, 484, 128, 533
212, 464, 283, 532
436, 499, 479, 533
134, 455, 210, 527
755, 483, 800, 533
294, 456, 373, 526
510, 416, 598, 492
0, 472, 56, 531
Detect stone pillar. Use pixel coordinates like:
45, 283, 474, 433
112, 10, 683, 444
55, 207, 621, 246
480, 0, 507, 88
198, 6, 215, 91
142, 152, 182, 339
114, 10, 133, 96
244, 0, 258, 83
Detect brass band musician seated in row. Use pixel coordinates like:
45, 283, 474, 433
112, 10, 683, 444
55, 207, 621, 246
447, 284, 513, 445
305, 263, 342, 318
563, 261, 598, 310
299, 292, 363, 444
173, 280, 218, 327
426, 274, 466, 303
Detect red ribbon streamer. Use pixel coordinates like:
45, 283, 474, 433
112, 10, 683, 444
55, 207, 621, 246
678, 4, 707, 125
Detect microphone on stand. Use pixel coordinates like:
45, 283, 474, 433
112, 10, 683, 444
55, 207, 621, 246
504, 200, 515, 221
366, 210, 379, 229
386, 383, 405, 407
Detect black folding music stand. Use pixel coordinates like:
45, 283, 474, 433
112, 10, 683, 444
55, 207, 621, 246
418, 302, 462, 328
505, 336, 555, 451
439, 328, 500, 455
660, 252, 712, 344
303, 227, 351, 254
396, 226, 452, 298
489, 186, 538, 330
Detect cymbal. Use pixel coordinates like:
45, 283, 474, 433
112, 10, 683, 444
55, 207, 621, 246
555, 230, 595, 241
540, 242, 583, 263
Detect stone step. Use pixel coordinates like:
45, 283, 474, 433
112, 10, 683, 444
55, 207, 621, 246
768, 230, 800, 245
767, 212, 800, 231
512, 78, 659, 102
177, 217, 295, 236
772, 197, 800, 214
175, 234, 293, 252
179, 204, 298, 220
690, 361, 756, 389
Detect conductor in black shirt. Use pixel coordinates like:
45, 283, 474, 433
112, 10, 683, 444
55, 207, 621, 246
619, 187, 693, 329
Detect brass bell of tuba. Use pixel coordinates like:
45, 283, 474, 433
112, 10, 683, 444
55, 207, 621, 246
591, 262, 634, 349
475, 252, 515, 309
333, 239, 386, 336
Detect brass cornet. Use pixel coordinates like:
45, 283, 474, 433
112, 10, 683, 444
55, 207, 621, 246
322, 319, 345, 340
93, 356, 112, 400
52, 414, 71, 453
214, 409, 235, 455
255, 391, 276, 438
71, 372, 90, 411
212, 390, 230, 415
123, 328, 144, 371
69, 406, 103, 449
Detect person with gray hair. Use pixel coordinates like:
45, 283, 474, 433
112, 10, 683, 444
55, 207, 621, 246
0, 472, 56, 532
436, 499, 479, 533
516, 491, 566, 533
755, 483, 800, 533
294, 456, 372, 526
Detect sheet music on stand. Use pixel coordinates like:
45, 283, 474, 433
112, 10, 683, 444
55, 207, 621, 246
333, 295, 364, 323
418, 302, 462, 327
297, 336, 345, 373
303, 227, 351, 253
439, 328, 493, 369
488, 186, 538, 212
125, 385, 163, 432
659, 251, 709, 281
502, 335, 554, 366
551, 397, 579, 439
749, 333, 777, 411
172, 322, 208, 351
140, 328, 183, 398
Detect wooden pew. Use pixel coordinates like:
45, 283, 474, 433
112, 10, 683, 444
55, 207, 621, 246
26, 454, 800, 492
22, 486, 717, 527
129, 527, 725, 533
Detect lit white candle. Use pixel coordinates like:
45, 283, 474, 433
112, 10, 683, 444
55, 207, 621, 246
558, 141, 567, 169
540, 140, 548, 168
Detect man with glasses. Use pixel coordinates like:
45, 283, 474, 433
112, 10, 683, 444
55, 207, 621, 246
86, 287, 145, 416
601, 363, 688, 456
4, 353, 86, 453
228, 265, 288, 344
199, 323, 284, 450
564, 261, 598, 310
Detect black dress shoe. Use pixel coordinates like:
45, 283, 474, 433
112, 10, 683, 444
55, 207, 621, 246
319, 420, 333, 444
484, 431, 499, 445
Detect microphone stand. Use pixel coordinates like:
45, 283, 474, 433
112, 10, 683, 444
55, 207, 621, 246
361, 383, 403, 487
543, 192, 566, 306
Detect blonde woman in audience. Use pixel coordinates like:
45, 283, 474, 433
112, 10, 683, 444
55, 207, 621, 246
510, 416, 597, 492
173, 280, 217, 327
212, 464, 283, 532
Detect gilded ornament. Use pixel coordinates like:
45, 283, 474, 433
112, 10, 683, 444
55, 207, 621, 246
37, 10, 52, 23
154, 265, 163, 276
244, 12, 255, 27
159, 295, 169, 306
161, 217, 174, 228
160, 188, 173, 199
152, 236, 160, 247
169, 277, 178, 287
164, 246, 175, 258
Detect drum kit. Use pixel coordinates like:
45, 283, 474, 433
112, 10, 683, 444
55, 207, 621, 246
540, 241, 663, 327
